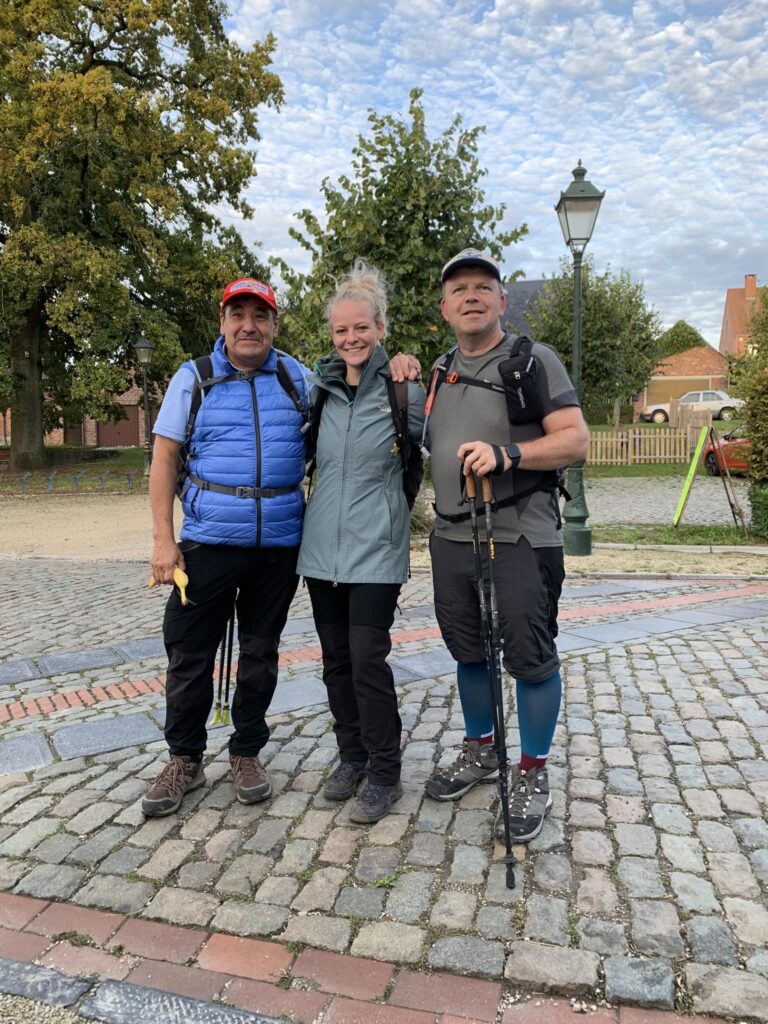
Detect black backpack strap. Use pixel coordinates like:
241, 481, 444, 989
433, 474, 560, 523
385, 376, 409, 474
275, 355, 308, 418
183, 355, 214, 444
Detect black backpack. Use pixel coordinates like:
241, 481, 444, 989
306, 376, 424, 511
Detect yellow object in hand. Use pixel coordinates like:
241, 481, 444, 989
148, 567, 190, 606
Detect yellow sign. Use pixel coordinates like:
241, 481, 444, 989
673, 425, 709, 527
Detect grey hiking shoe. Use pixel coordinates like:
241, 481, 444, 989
495, 765, 552, 843
425, 739, 499, 801
349, 781, 403, 823
324, 760, 367, 801
142, 756, 205, 817
230, 755, 272, 804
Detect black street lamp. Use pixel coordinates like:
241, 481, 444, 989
555, 160, 605, 556
133, 338, 155, 478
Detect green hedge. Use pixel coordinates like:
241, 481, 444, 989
749, 485, 768, 539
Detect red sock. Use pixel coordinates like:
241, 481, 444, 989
466, 735, 494, 746
519, 753, 547, 772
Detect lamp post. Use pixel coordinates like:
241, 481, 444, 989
555, 160, 605, 556
133, 338, 155, 478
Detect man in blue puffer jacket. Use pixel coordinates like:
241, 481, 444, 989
142, 278, 309, 817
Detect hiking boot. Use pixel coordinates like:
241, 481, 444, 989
141, 756, 205, 817
425, 739, 499, 801
230, 755, 272, 804
495, 765, 552, 843
349, 781, 403, 823
324, 760, 367, 801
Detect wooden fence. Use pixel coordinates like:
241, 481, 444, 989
588, 426, 705, 465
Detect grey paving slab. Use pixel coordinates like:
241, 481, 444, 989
268, 674, 327, 714
281, 616, 317, 637
663, 609, 740, 625
0, 659, 40, 685
555, 633, 598, 653
37, 646, 119, 675
392, 649, 457, 679
0, 955, 92, 1006
79, 979, 279, 1023
50, 712, 163, 760
710, 603, 768, 619
0, 732, 53, 774
615, 615, 698, 635
398, 603, 436, 619
566, 623, 657, 643
112, 638, 167, 662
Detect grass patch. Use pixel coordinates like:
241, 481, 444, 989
593, 524, 765, 547
0, 447, 147, 494
584, 462, 692, 479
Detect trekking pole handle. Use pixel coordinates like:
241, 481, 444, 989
481, 476, 493, 503
465, 471, 478, 500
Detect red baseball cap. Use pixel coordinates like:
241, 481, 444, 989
220, 278, 278, 315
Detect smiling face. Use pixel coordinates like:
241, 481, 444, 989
219, 296, 278, 371
330, 298, 385, 384
441, 267, 506, 352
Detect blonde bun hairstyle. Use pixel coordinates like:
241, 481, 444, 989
327, 258, 388, 338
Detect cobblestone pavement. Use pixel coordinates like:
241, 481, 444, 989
585, 475, 751, 526
1, 558, 768, 1022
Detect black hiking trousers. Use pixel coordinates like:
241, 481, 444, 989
306, 579, 402, 787
163, 541, 299, 759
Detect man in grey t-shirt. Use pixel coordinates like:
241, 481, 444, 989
423, 247, 589, 845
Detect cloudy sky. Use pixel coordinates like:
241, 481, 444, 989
225, 0, 767, 349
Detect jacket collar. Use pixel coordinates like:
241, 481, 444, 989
315, 343, 389, 393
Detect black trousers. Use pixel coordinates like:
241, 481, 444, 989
306, 579, 402, 786
163, 542, 299, 758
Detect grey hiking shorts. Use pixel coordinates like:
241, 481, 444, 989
430, 533, 564, 683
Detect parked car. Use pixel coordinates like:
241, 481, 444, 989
703, 425, 750, 476
639, 390, 745, 423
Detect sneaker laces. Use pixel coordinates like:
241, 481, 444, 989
330, 761, 365, 784
231, 755, 265, 784
358, 783, 387, 806
155, 758, 192, 790
442, 739, 475, 780
508, 770, 537, 819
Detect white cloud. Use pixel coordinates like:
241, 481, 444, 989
220, 0, 768, 345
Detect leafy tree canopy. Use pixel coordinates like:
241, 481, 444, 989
0, 0, 282, 467
526, 258, 662, 420
657, 319, 708, 360
274, 88, 527, 370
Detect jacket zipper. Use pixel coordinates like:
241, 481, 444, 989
333, 400, 354, 585
250, 379, 262, 545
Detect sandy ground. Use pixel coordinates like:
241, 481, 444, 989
1, 493, 766, 578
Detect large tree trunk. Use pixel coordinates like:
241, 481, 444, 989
612, 397, 622, 428
9, 296, 46, 470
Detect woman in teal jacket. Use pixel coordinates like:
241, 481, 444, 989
297, 260, 425, 823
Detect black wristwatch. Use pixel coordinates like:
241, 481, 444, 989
504, 442, 522, 469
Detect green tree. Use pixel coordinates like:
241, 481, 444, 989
274, 88, 526, 370
0, 1, 282, 468
657, 320, 708, 359
526, 259, 662, 422
741, 288, 768, 534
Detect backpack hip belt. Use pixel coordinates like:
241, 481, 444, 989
186, 475, 302, 500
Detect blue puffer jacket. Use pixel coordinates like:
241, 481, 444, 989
180, 339, 308, 548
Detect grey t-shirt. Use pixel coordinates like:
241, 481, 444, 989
429, 334, 578, 547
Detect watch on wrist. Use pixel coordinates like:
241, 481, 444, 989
504, 442, 522, 469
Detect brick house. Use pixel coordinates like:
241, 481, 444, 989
631, 345, 728, 420
719, 274, 762, 356
2, 383, 158, 449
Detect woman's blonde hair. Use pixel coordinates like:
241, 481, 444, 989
327, 258, 388, 337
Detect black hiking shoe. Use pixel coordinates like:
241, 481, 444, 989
230, 755, 272, 804
142, 756, 205, 817
324, 761, 367, 801
349, 781, 403, 823
495, 765, 552, 843
425, 739, 499, 801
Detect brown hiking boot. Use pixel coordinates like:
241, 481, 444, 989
230, 755, 272, 804
141, 756, 205, 817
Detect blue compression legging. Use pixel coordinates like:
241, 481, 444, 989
456, 661, 562, 759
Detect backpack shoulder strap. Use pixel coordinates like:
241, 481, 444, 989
183, 355, 214, 444
275, 354, 307, 417
385, 376, 409, 472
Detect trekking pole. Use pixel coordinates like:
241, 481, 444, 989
465, 471, 515, 889
221, 611, 235, 727
209, 619, 228, 726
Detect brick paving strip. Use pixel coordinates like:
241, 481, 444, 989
0, 894, 733, 1023
1, 561, 768, 1022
